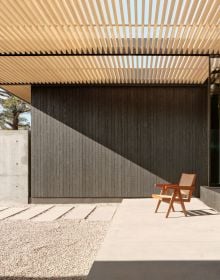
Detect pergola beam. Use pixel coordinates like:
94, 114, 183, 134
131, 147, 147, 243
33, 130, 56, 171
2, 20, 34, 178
0, 52, 218, 57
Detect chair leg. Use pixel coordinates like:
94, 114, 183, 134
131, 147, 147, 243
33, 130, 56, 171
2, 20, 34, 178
155, 200, 161, 213
178, 190, 187, 217
166, 192, 176, 218
154, 188, 167, 213
171, 205, 175, 212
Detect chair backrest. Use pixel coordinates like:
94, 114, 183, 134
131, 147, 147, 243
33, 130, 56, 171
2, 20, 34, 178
179, 173, 196, 201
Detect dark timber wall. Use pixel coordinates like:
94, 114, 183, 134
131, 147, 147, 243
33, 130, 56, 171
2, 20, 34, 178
31, 85, 208, 198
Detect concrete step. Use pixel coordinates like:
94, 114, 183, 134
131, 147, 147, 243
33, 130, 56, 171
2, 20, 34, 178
87, 206, 117, 221
33, 205, 74, 221
63, 205, 95, 220
10, 205, 54, 220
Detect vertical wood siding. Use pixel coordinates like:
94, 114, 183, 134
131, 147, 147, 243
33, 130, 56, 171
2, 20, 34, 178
31, 86, 208, 198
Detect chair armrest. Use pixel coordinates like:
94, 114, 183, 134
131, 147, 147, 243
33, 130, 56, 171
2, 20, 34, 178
164, 184, 179, 190
154, 183, 178, 189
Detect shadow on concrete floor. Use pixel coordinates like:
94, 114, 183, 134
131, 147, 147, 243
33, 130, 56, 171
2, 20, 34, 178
187, 209, 219, 216
0, 277, 86, 280
157, 208, 219, 217
87, 261, 220, 280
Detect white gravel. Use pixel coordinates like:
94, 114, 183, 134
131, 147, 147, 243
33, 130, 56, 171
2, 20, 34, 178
0, 219, 109, 279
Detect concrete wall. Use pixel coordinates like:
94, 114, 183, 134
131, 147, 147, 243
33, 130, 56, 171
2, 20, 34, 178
0, 130, 29, 204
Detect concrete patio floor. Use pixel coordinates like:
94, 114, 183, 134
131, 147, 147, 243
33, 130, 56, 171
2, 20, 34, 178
88, 198, 220, 280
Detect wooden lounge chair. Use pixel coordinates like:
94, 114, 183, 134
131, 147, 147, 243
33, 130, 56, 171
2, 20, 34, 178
152, 173, 196, 218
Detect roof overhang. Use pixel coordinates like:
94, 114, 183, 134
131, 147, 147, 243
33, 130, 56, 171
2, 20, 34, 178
0, 85, 31, 103
0, 55, 210, 85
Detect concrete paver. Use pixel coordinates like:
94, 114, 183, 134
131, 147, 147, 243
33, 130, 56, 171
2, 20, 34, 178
88, 206, 117, 221
63, 205, 95, 220
10, 205, 54, 220
0, 207, 29, 220
0, 207, 8, 212
33, 205, 74, 221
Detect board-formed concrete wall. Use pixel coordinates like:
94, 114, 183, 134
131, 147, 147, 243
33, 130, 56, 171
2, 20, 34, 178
0, 130, 29, 204
31, 85, 208, 199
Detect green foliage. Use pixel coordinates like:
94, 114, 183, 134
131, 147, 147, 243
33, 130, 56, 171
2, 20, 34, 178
0, 90, 30, 130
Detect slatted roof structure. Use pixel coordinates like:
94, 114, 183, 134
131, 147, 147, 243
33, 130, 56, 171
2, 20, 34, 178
0, 0, 220, 93
0, 56, 209, 85
0, 0, 219, 55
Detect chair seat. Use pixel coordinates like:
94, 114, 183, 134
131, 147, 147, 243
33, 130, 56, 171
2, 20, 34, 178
152, 193, 188, 201
152, 194, 172, 199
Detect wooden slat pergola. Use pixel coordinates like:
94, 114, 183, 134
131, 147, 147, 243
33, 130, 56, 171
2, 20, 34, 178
0, 0, 219, 55
0, 0, 219, 100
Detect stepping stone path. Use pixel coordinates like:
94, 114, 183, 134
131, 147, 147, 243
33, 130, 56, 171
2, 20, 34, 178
0, 204, 118, 222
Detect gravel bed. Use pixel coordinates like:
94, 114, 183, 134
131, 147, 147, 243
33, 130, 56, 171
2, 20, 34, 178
0, 220, 109, 279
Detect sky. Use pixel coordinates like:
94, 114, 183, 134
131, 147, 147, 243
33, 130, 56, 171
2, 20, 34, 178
108, 0, 198, 25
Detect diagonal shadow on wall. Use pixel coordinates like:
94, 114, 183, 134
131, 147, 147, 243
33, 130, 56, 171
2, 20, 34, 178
31, 86, 208, 197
